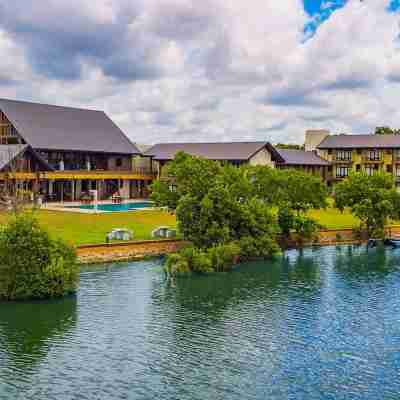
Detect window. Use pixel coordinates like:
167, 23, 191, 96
116, 158, 123, 167
387, 165, 393, 173
356, 164, 361, 171
365, 165, 378, 176
336, 166, 349, 178
357, 149, 362, 155
328, 149, 332, 155
328, 166, 332, 173
396, 167, 400, 177
335, 150, 352, 161
367, 149, 380, 161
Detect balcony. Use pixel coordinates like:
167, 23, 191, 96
362, 156, 383, 163
42, 168, 156, 181
333, 153, 352, 163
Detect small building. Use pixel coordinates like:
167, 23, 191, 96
144, 141, 284, 177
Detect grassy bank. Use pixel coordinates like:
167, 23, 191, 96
0, 206, 366, 246
0, 210, 177, 246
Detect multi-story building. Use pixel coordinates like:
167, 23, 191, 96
315, 133, 400, 185
0, 98, 155, 201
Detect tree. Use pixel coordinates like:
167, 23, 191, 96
374, 126, 400, 135
334, 171, 400, 237
152, 153, 281, 274
0, 213, 79, 300
275, 143, 304, 150
150, 151, 221, 210
251, 167, 327, 239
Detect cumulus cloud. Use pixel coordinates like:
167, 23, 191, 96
0, 0, 400, 145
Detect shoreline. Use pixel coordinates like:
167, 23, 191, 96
77, 225, 400, 264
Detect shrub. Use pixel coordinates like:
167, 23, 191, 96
0, 213, 79, 301
238, 235, 280, 261
277, 207, 294, 237
207, 242, 241, 272
165, 242, 241, 276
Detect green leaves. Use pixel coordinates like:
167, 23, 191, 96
155, 152, 328, 274
0, 213, 79, 301
334, 171, 400, 237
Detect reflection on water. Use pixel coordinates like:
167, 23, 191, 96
0, 246, 399, 400
335, 245, 399, 280
0, 296, 77, 370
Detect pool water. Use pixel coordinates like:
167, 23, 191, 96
71, 201, 153, 212
1, 245, 400, 399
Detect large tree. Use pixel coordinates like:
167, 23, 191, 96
334, 171, 400, 237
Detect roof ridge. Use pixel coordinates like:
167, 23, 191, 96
0, 98, 103, 113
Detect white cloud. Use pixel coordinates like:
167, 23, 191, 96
0, 0, 400, 145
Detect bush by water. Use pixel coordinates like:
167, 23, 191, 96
0, 213, 79, 301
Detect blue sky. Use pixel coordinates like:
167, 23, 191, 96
0, 0, 400, 145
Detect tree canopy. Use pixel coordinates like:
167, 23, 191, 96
334, 171, 400, 237
374, 126, 400, 135
151, 152, 328, 274
0, 213, 79, 300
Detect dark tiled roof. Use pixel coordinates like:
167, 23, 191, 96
318, 134, 400, 149
0, 144, 53, 171
276, 148, 330, 166
145, 142, 284, 162
0, 98, 141, 155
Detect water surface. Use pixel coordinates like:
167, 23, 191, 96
0, 245, 399, 399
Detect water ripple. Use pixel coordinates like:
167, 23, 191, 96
0, 247, 400, 399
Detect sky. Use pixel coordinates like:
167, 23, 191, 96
0, 0, 400, 145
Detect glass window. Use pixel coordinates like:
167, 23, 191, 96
336, 166, 349, 177
367, 150, 380, 161
336, 150, 352, 161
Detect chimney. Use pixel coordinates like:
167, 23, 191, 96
304, 130, 330, 152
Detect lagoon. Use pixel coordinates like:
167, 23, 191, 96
0, 245, 399, 399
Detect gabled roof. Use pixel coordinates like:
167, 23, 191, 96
0, 98, 141, 155
275, 148, 330, 166
0, 144, 53, 171
318, 134, 400, 149
145, 141, 284, 162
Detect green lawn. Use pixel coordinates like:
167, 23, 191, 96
0, 210, 177, 246
309, 207, 360, 229
0, 206, 376, 246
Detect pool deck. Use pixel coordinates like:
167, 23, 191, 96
42, 199, 156, 214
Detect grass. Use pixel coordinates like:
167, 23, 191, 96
0, 210, 177, 246
308, 207, 360, 229
0, 205, 382, 246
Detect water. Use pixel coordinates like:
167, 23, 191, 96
0, 245, 400, 399
70, 201, 154, 212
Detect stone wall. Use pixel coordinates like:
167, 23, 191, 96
77, 239, 188, 264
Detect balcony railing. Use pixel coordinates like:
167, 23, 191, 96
42, 168, 156, 180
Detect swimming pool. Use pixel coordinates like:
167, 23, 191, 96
70, 201, 154, 212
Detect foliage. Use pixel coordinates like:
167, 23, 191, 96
165, 242, 241, 276
0, 213, 79, 301
150, 180, 179, 210
152, 152, 329, 274
292, 215, 320, 242
208, 242, 241, 272
335, 171, 400, 238
238, 235, 281, 261
275, 143, 304, 150
277, 207, 294, 237
251, 167, 328, 212
375, 126, 400, 135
